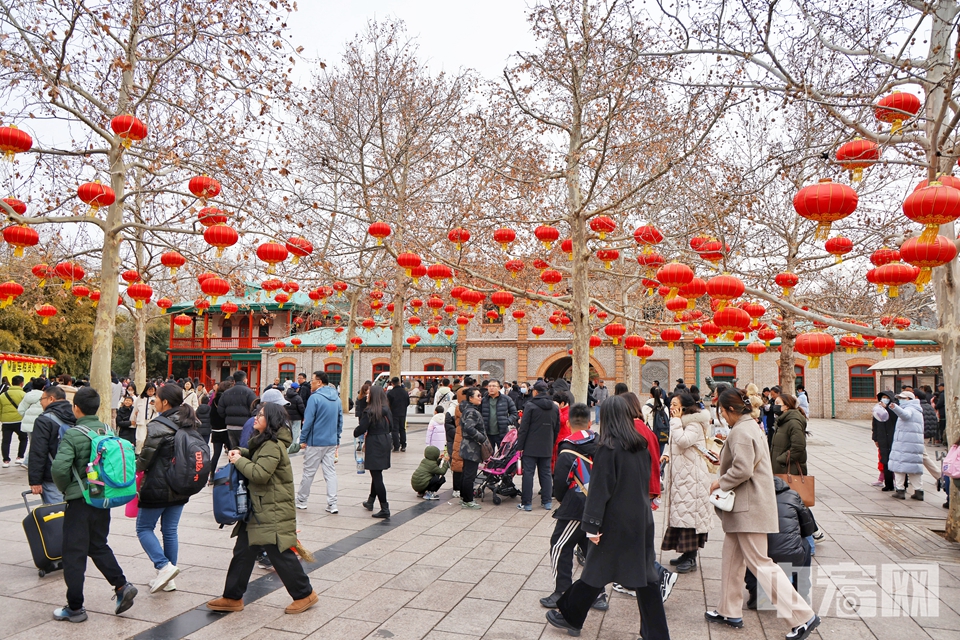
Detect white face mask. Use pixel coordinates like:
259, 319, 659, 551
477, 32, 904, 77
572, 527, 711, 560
881, 397, 891, 406
520, 387, 528, 394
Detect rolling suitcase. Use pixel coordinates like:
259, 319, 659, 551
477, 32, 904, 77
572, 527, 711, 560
21, 490, 65, 577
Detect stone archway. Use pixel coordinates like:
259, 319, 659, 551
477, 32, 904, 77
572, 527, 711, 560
535, 351, 608, 382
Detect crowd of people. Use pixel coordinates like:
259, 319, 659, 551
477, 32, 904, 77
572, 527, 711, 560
4, 364, 955, 640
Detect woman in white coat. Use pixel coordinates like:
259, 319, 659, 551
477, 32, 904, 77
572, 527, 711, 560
182, 379, 200, 411
886, 390, 926, 500
660, 391, 714, 574
131, 383, 158, 453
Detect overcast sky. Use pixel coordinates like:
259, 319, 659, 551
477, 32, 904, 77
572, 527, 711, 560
287, 0, 538, 80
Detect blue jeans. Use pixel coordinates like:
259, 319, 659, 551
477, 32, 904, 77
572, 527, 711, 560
41, 480, 63, 504
136, 504, 184, 570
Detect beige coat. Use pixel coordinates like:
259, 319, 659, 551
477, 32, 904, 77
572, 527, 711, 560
716, 414, 778, 534
664, 410, 715, 534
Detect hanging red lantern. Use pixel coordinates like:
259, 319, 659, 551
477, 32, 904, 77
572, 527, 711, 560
408, 264, 426, 284
603, 322, 627, 345
2, 225, 39, 257
596, 249, 619, 269
656, 263, 694, 298
512, 309, 526, 322
633, 224, 663, 250
444, 304, 456, 315
274, 292, 290, 308
204, 224, 239, 257
410, 298, 424, 311
678, 277, 706, 309
194, 298, 211, 315
701, 321, 722, 342
36, 303, 57, 324
426, 264, 453, 288
540, 268, 563, 292
397, 252, 422, 277
490, 291, 514, 314
660, 328, 682, 349
561, 238, 573, 260
220, 301, 238, 318
201, 276, 230, 303
0, 124, 33, 159
406, 335, 421, 349
742, 302, 766, 328
835, 139, 880, 182
870, 247, 900, 267
188, 176, 221, 200
71, 284, 90, 303
900, 235, 958, 290
590, 216, 616, 239
198, 207, 228, 227
285, 237, 313, 264
173, 313, 192, 333
636, 251, 666, 272
427, 296, 445, 316
256, 241, 288, 273
160, 250, 186, 275
641, 278, 659, 296
534, 225, 560, 250
746, 341, 766, 361
530, 325, 545, 339
2, 197, 26, 215
795, 332, 836, 368
694, 239, 724, 264
624, 334, 645, 356
596, 310, 609, 321
368, 222, 392, 245
875, 92, 921, 134
774, 272, 799, 296
894, 316, 911, 330
282, 281, 300, 294
274, 341, 286, 353
308, 289, 322, 307
88, 290, 101, 307
706, 274, 744, 310
448, 227, 470, 249
408, 316, 422, 328
350, 336, 363, 349
54, 261, 84, 289
0, 281, 24, 307
493, 228, 516, 250
121, 269, 140, 284
586, 334, 602, 355
361, 317, 376, 330
110, 115, 147, 147
757, 327, 777, 346
155, 297, 172, 314
689, 235, 710, 252
665, 296, 688, 319
289, 338, 302, 350
824, 236, 854, 263
505, 259, 525, 278
261, 278, 283, 294
693, 336, 707, 346
873, 336, 896, 357
126, 282, 153, 309
444, 327, 455, 337
874, 262, 920, 297
325, 343, 338, 355
914, 174, 960, 191
903, 181, 960, 243
793, 178, 858, 239
485, 310, 499, 323
713, 307, 751, 337
839, 335, 865, 354
456, 315, 470, 327
427, 326, 440, 338
636, 344, 654, 364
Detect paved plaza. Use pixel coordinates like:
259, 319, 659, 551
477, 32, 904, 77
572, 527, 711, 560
1, 418, 958, 640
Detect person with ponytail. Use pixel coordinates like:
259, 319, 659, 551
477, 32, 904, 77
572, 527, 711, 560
208, 403, 318, 615
136, 383, 197, 593
705, 388, 820, 640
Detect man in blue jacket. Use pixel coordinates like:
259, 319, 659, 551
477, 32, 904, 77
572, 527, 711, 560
296, 372, 343, 513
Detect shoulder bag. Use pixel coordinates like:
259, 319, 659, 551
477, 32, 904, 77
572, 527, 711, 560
775, 451, 815, 507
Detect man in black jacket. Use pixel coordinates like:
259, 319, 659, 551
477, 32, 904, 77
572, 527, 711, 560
27, 385, 74, 504
387, 377, 410, 452
872, 390, 898, 491
217, 371, 257, 448
516, 381, 560, 511
297, 373, 311, 408
935, 383, 947, 445
479, 380, 518, 452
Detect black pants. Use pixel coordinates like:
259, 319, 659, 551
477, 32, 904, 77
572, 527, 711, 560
223, 524, 312, 601
2, 422, 27, 462
118, 428, 137, 447
452, 470, 462, 493
62, 499, 127, 610
211, 430, 231, 471
880, 448, 894, 490
939, 420, 946, 443
227, 429, 242, 449
425, 474, 446, 492
558, 579, 670, 638
368, 469, 388, 508
488, 432, 505, 453
521, 455, 552, 506
391, 417, 407, 450
461, 459, 479, 502
550, 519, 587, 594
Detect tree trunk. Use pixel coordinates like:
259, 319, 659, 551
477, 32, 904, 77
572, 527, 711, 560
623, 289, 638, 393
389, 286, 405, 380
778, 312, 797, 392
132, 307, 147, 392
340, 289, 360, 413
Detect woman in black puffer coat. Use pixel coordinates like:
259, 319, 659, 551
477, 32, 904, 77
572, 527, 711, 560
458, 388, 488, 509
136, 384, 199, 593
916, 390, 940, 441
355, 385, 393, 518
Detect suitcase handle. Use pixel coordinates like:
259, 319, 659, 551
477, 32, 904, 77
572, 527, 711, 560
22, 489, 37, 514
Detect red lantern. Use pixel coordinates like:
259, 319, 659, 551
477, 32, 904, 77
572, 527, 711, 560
637, 251, 666, 271
505, 259, 525, 278
2, 225, 39, 257
407, 336, 421, 349
350, 336, 364, 349
410, 298, 424, 311
161, 251, 186, 275
835, 139, 880, 182
198, 207, 228, 227
110, 115, 147, 147
427, 325, 441, 339
665, 296, 688, 318
903, 182, 960, 243
491, 291, 514, 313
742, 302, 766, 328
36, 304, 57, 324
894, 316, 911, 330
0, 124, 33, 159
693, 336, 707, 346
795, 332, 836, 368
325, 344, 338, 355
201, 276, 230, 303
713, 307, 751, 337
361, 317, 376, 330
633, 224, 663, 250
188, 176, 221, 200
89, 290, 101, 307
746, 341, 766, 361
839, 335, 865, 354
486, 310, 500, 323
900, 235, 958, 290
289, 338, 302, 350
127, 282, 153, 309
636, 344, 655, 364
689, 235, 710, 252
274, 341, 286, 353
308, 289, 322, 307
493, 228, 516, 250
706, 274, 744, 309
774, 272, 799, 296
531, 326, 545, 339
624, 334, 645, 356
257, 242, 288, 273
757, 327, 777, 346
793, 178, 858, 239
194, 298, 211, 315
282, 281, 300, 294
0, 281, 24, 307
397, 252, 422, 277
596, 249, 619, 269
701, 321, 722, 342
873, 336, 896, 357
261, 278, 283, 293
456, 315, 470, 328
875, 92, 921, 134
54, 261, 84, 289
656, 263, 694, 298
874, 262, 919, 297
156, 297, 172, 314
914, 174, 960, 191
590, 216, 616, 239
427, 296, 445, 316
534, 225, 560, 250
274, 292, 290, 308
678, 277, 706, 309
540, 268, 563, 291
121, 269, 140, 284
204, 224, 239, 257
426, 264, 453, 288
409, 264, 427, 284
1, 197, 26, 215
561, 238, 573, 260
604, 322, 626, 345
448, 227, 470, 249
285, 237, 313, 264
870, 247, 900, 267
220, 301, 238, 318
444, 327, 455, 337
660, 328, 682, 349
368, 222, 392, 245
587, 334, 602, 354
445, 304, 456, 315
512, 309, 526, 322
824, 235, 854, 263
696, 239, 725, 264
641, 278, 659, 295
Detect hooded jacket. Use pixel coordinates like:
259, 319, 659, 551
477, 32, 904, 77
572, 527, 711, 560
664, 410, 714, 534
51, 415, 108, 502
216, 382, 257, 429
771, 408, 808, 475
768, 476, 815, 561
387, 385, 410, 423
195, 403, 212, 440
552, 430, 597, 522
27, 399, 76, 485
458, 401, 488, 463
233, 426, 298, 550
888, 398, 925, 475
411, 445, 450, 492
872, 390, 898, 451
918, 393, 940, 439
137, 410, 193, 508
0, 385, 25, 423
300, 385, 342, 447
516, 394, 560, 458
285, 387, 306, 422
17, 388, 44, 433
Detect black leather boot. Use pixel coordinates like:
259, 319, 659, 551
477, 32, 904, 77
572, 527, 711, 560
372, 502, 390, 518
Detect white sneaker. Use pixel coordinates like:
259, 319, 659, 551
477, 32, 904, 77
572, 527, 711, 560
296, 504, 307, 510
150, 563, 180, 593
163, 580, 176, 592
1, 461, 9, 468
452, 490, 460, 498
14, 458, 23, 466
325, 506, 338, 514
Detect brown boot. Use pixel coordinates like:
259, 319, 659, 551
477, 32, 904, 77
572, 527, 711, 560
285, 590, 319, 614
207, 597, 244, 612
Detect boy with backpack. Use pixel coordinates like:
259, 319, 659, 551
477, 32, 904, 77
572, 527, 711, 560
51, 387, 138, 623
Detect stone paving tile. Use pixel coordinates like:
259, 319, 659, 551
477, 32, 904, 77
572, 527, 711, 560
494, 551, 546, 574
365, 550, 426, 575
339, 587, 419, 624
433, 596, 507, 636
257, 578, 338, 608
368, 607, 445, 640
468, 570, 529, 601
184, 604, 283, 640
482, 618, 546, 639
499, 588, 549, 622
303, 617, 379, 640
243, 630, 304, 640
382, 564, 447, 592
263, 595, 355, 634
3, 613, 153, 640
440, 557, 499, 584
318, 570, 394, 601
404, 579, 476, 612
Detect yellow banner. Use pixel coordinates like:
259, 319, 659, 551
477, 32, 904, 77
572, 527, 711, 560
1, 360, 49, 381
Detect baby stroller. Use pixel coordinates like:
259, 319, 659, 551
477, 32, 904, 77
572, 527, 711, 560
475, 428, 522, 505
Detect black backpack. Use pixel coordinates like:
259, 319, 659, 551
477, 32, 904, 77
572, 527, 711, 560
158, 416, 211, 496
652, 406, 670, 444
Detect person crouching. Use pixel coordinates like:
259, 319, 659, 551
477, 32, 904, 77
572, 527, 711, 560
411, 446, 449, 500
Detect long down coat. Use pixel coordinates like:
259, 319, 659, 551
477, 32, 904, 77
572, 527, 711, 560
354, 407, 393, 471
888, 399, 925, 475
664, 410, 714, 534
580, 442, 658, 590
233, 427, 298, 551
717, 414, 779, 534
770, 409, 808, 475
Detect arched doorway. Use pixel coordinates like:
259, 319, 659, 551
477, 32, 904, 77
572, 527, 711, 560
538, 353, 607, 382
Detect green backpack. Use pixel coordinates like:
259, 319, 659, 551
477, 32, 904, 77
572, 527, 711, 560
70, 425, 138, 509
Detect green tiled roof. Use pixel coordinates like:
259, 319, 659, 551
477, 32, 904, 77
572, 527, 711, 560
260, 326, 458, 349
